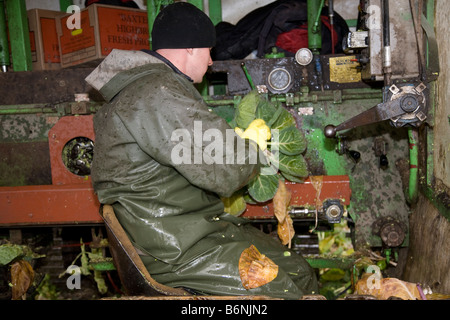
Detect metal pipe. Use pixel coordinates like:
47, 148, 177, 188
204, 99, 236, 106
382, 0, 392, 86
408, 128, 419, 204
208, 0, 222, 25
146, 1, 176, 49
204, 88, 383, 106
187, 0, 203, 10
0, 0, 10, 71
307, 0, 323, 54
313, 0, 325, 33
0, 104, 57, 115
146, 0, 162, 50
0, 102, 103, 115
5, 0, 32, 71
240, 62, 256, 90
328, 0, 335, 54
382, 0, 390, 47
59, 0, 73, 12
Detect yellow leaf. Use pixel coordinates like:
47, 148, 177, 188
277, 215, 295, 246
221, 193, 247, 216
355, 273, 422, 300
273, 180, 294, 247
235, 119, 271, 150
239, 245, 278, 289
318, 234, 336, 254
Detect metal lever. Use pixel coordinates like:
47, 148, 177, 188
324, 83, 427, 138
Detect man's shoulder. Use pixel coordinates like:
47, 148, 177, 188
131, 65, 195, 95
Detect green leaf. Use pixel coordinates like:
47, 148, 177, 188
266, 103, 284, 128
228, 118, 237, 129
235, 90, 259, 129
80, 242, 91, 276
221, 191, 248, 216
256, 99, 277, 124
243, 192, 257, 204
0, 244, 44, 266
321, 268, 346, 282
272, 126, 307, 156
269, 153, 309, 178
0, 244, 23, 266
270, 107, 296, 130
94, 270, 108, 294
247, 174, 279, 203
281, 171, 307, 183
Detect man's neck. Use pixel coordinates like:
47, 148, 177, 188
155, 49, 187, 73
142, 49, 193, 82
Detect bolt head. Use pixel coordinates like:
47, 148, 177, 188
324, 125, 337, 138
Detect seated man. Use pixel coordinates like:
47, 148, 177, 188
86, 2, 318, 299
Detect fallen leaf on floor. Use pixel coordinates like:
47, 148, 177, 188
11, 259, 35, 300
355, 273, 422, 300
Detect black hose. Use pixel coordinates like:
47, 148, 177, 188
329, 0, 335, 54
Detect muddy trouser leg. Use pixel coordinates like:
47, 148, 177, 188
145, 221, 318, 299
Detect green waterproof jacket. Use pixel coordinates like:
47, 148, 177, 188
86, 49, 318, 299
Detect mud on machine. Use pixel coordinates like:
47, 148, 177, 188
0, 0, 444, 299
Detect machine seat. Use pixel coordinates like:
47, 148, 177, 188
101, 204, 190, 297
100, 204, 290, 300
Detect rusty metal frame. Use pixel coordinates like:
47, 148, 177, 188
0, 184, 101, 226
242, 175, 351, 219
0, 115, 101, 226
0, 115, 351, 226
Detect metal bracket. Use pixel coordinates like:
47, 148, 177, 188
324, 82, 428, 138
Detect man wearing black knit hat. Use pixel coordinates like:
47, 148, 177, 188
86, 2, 318, 299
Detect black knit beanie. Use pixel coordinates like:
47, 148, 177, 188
151, 2, 216, 50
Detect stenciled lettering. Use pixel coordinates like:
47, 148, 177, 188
119, 14, 148, 24
116, 24, 148, 35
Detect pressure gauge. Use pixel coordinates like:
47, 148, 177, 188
267, 67, 292, 92
295, 48, 313, 66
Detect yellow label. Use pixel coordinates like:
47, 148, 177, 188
329, 56, 361, 83
71, 28, 83, 36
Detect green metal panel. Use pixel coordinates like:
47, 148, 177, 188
5, 0, 31, 71
187, 0, 203, 10
208, 0, 222, 25
207, 86, 411, 249
146, 0, 158, 49
146, 0, 174, 49
407, 128, 419, 204
306, 257, 355, 270
59, 0, 73, 12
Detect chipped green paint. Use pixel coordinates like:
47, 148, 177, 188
298, 91, 411, 249
305, 128, 346, 175
0, 114, 53, 142
0, 88, 412, 248
207, 89, 411, 248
